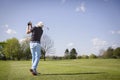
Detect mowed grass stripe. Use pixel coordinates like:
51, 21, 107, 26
0, 61, 10, 80
0, 59, 120, 80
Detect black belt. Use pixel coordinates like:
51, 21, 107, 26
30, 41, 40, 43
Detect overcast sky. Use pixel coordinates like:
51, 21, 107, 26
0, 0, 120, 56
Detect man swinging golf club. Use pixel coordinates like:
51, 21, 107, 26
26, 21, 43, 75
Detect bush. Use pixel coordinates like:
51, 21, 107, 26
89, 54, 97, 59
81, 55, 89, 59
77, 56, 82, 59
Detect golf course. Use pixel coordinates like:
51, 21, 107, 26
0, 59, 120, 80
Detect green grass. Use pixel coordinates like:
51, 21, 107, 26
0, 59, 120, 80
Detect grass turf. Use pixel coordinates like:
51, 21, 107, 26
0, 59, 120, 80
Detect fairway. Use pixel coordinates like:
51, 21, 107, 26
0, 59, 120, 80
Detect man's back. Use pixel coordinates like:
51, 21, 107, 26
31, 27, 43, 42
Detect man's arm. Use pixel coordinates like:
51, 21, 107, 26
26, 29, 31, 34
26, 26, 32, 34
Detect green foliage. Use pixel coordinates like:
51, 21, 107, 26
3, 38, 21, 60
77, 55, 82, 59
0, 42, 7, 60
89, 54, 97, 59
101, 47, 114, 58
2, 37, 31, 60
70, 48, 77, 59
23, 47, 31, 60
64, 49, 70, 59
81, 55, 89, 59
41, 48, 46, 60
20, 38, 31, 60
100, 47, 120, 59
113, 47, 120, 58
64, 48, 78, 59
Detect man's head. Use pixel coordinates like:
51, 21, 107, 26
36, 22, 44, 28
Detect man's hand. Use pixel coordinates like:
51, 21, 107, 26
26, 29, 31, 34
26, 26, 32, 34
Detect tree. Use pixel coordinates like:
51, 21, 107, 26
99, 49, 105, 58
89, 54, 97, 59
41, 34, 54, 61
81, 55, 89, 59
77, 55, 82, 59
69, 48, 77, 59
20, 37, 31, 60
113, 47, 120, 58
64, 49, 70, 59
102, 47, 114, 58
4, 38, 21, 60
0, 42, 7, 60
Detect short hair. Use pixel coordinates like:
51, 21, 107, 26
36, 22, 44, 28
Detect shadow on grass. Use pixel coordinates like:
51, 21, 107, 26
40, 72, 106, 76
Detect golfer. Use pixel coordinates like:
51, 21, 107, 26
26, 21, 43, 75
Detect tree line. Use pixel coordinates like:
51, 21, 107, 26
0, 35, 54, 61
0, 37, 120, 61
63, 47, 120, 59
0, 38, 30, 60
99, 47, 120, 59
47, 46, 120, 60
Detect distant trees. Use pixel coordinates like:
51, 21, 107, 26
0, 37, 31, 60
20, 37, 31, 60
64, 49, 70, 59
102, 47, 114, 58
89, 54, 97, 59
81, 55, 89, 59
41, 34, 54, 61
0, 42, 6, 60
3, 38, 21, 60
100, 47, 120, 59
64, 46, 120, 59
64, 48, 98, 59
113, 47, 120, 58
0, 34, 55, 61
0, 37, 120, 60
70, 48, 77, 59
64, 48, 77, 59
